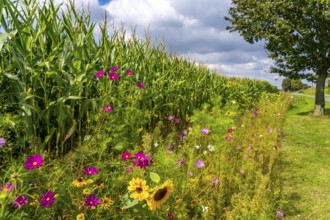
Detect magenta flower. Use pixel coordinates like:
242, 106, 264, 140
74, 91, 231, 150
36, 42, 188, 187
13, 195, 28, 208
211, 178, 219, 185
183, 130, 188, 135
276, 210, 284, 218
176, 157, 185, 166
0, 137, 5, 147
252, 112, 258, 117
121, 152, 131, 161
133, 152, 150, 169
167, 115, 174, 121
228, 128, 233, 133
195, 160, 204, 168
237, 146, 242, 150
201, 128, 209, 134
0, 183, 16, 193
175, 118, 180, 124
136, 82, 145, 88
95, 70, 105, 78
102, 105, 113, 112
126, 69, 133, 75
40, 191, 55, 207
167, 150, 173, 154
268, 128, 273, 133
134, 151, 145, 160
109, 66, 120, 71
126, 167, 133, 173
108, 73, 119, 80
85, 195, 100, 207
225, 136, 232, 141
84, 166, 99, 176
168, 144, 173, 149
24, 154, 44, 170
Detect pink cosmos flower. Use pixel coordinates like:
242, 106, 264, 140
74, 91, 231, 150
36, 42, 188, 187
109, 66, 120, 71
13, 195, 28, 208
175, 118, 180, 124
126, 69, 133, 75
211, 178, 219, 185
40, 191, 55, 207
102, 105, 113, 112
84, 166, 99, 176
167, 150, 173, 154
195, 160, 204, 168
201, 128, 209, 134
85, 195, 100, 207
167, 115, 174, 121
121, 152, 131, 161
95, 70, 105, 78
225, 136, 232, 141
24, 154, 44, 170
237, 146, 242, 150
252, 112, 258, 117
228, 128, 233, 133
108, 73, 119, 80
136, 82, 145, 88
0, 183, 16, 193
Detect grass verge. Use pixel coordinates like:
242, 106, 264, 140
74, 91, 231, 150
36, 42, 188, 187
279, 96, 330, 219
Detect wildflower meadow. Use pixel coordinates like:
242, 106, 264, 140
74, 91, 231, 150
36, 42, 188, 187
1, 0, 292, 219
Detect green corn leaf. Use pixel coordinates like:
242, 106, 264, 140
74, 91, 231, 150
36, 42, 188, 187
0, 30, 17, 50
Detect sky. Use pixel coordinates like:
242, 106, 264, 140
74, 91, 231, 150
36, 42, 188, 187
46, 0, 285, 87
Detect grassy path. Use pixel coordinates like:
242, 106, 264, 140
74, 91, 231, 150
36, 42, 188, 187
279, 96, 330, 219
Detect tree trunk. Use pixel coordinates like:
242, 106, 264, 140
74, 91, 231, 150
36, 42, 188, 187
314, 69, 328, 116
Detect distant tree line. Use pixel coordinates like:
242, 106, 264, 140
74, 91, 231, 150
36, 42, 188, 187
281, 78, 310, 91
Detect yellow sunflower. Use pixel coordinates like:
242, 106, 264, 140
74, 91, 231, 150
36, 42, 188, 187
148, 180, 174, 211
127, 178, 150, 201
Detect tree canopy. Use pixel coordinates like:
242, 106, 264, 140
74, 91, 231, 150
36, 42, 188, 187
226, 0, 330, 115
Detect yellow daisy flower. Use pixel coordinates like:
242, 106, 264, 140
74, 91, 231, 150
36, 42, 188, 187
72, 178, 87, 188
99, 196, 113, 209
148, 180, 174, 211
127, 178, 150, 201
76, 213, 85, 220
82, 188, 91, 195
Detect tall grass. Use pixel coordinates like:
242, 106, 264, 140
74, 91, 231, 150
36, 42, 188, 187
0, 0, 278, 157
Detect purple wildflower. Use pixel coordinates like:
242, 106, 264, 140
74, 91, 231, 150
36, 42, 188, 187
126, 69, 133, 75
0, 183, 16, 193
136, 82, 145, 88
40, 191, 55, 207
109, 66, 120, 71
95, 70, 105, 78
225, 136, 232, 141
102, 105, 113, 112
13, 195, 28, 208
276, 210, 284, 218
167, 115, 174, 121
122, 152, 131, 161
195, 160, 204, 168
85, 195, 100, 207
167, 150, 173, 154
24, 154, 44, 170
228, 128, 233, 133
211, 178, 219, 185
237, 146, 242, 150
175, 118, 180, 124
108, 73, 119, 80
84, 166, 99, 176
0, 137, 5, 147
201, 128, 209, 134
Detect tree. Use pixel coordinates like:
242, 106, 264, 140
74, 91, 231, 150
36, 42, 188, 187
226, 0, 330, 116
281, 78, 291, 91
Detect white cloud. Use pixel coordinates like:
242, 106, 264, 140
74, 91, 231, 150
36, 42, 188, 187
19, 0, 280, 87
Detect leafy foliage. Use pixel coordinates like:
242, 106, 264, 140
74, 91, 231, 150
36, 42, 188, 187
226, 0, 330, 115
